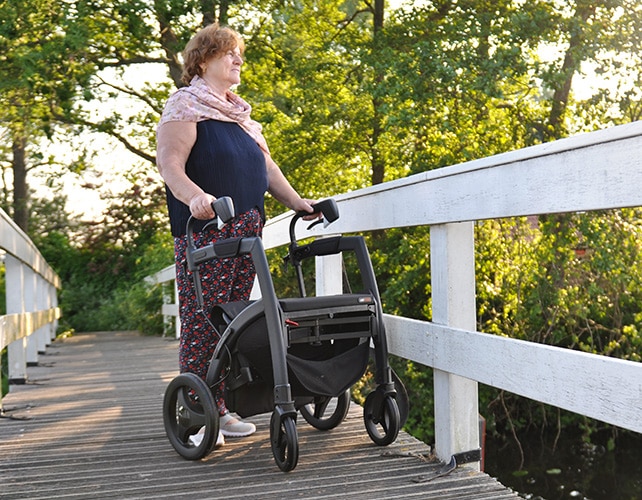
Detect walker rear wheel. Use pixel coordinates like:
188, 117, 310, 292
300, 389, 350, 430
163, 373, 219, 460
270, 412, 299, 472
363, 392, 400, 446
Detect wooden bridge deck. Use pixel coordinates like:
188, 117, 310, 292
0, 331, 518, 499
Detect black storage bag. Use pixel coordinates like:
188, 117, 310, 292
210, 301, 370, 418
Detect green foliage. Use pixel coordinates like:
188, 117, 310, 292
32, 179, 174, 335
391, 357, 435, 444
476, 210, 642, 442
67, 280, 165, 335
0, 0, 104, 229
238, 0, 379, 211
369, 228, 432, 320
476, 217, 541, 338
531, 210, 642, 359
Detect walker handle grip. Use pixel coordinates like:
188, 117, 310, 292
212, 196, 235, 225
290, 198, 339, 243
296, 198, 339, 223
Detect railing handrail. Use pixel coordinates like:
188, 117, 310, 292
146, 121, 642, 465
0, 210, 61, 407
0, 211, 61, 289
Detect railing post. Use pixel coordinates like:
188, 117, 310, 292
35, 274, 50, 353
24, 266, 39, 366
6, 255, 28, 384
159, 275, 177, 339
430, 222, 480, 469
48, 280, 58, 342
316, 253, 343, 296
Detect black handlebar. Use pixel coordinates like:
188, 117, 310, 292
186, 196, 339, 252
289, 198, 340, 244
184, 195, 340, 307
295, 198, 339, 223
186, 196, 235, 249
286, 199, 340, 297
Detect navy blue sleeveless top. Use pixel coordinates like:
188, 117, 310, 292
166, 120, 269, 237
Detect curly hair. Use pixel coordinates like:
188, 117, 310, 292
181, 23, 245, 86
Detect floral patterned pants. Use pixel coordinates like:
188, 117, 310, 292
174, 208, 263, 415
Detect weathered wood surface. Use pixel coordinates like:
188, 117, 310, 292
0, 331, 518, 499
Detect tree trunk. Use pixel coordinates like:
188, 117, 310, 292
197, 0, 230, 26
371, 0, 385, 187
157, 17, 184, 88
201, 0, 216, 26
218, 0, 230, 25
12, 134, 29, 232
547, 2, 596, 140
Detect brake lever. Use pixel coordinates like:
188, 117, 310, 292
306, 218, 325, 231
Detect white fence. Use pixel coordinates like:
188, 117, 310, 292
147, 121, 642, 467
0, 211, 61, 411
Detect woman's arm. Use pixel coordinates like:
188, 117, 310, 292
156, 121, 216, 219
265, 153, 315, 214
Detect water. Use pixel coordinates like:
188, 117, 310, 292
484, 431, 642, 499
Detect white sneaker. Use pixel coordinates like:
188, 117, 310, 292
219, 412, 256, 437
188, 428, 225, 448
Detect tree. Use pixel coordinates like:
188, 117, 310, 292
233, 0, 378, 210
0, 0, 95, 231
533, 0, 642, 139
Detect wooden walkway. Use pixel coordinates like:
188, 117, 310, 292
0, 331, 519, 499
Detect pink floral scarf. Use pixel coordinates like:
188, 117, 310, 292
158, 75, 270, 154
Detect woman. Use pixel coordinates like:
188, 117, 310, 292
156, 23, 315, 447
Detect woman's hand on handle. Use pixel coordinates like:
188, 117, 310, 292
292, 198, 322, 221
189, 192, 217, 220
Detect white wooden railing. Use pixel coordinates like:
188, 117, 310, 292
0, 211, 61, 412
147, 121, 642, 467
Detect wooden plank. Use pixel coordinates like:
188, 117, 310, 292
0, 331, 518, 499
385, 315, 642, 434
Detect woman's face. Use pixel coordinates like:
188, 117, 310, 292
201, 46, 243, 90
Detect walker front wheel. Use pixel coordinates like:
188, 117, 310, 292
163, 373, 219, 460
270, 412, 299, 472
300, 390, 350, 431
363, 392, 400, 446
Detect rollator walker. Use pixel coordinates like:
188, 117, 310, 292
163, 197, 407, 472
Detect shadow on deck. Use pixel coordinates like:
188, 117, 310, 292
0, 331, 518, 499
